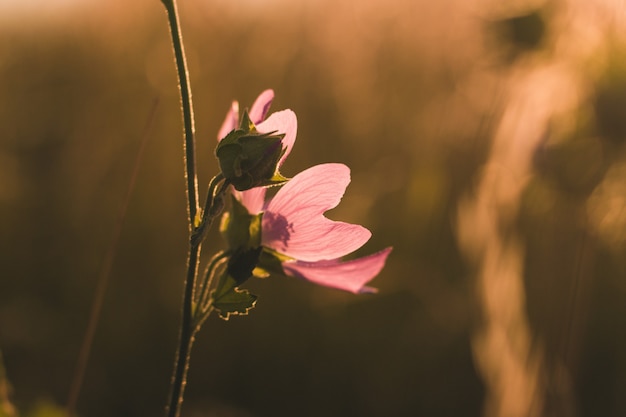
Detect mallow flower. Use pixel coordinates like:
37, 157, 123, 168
216, 91, 390, 293
222, 163, 392, 294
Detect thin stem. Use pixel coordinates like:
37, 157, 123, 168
161, 0, 202, 416
166, 243, 201, 417
161, 0, 199, 226
191, 174, 227, 246
166, 180, 231, 417
198, 259, 227, 312
193, 257, 228, 331
202, 174, 226, 221
194, 250, 229, 306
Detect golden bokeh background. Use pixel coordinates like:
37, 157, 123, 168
1, 0, 626, 416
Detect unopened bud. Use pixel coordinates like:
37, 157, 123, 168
215, 110, 288, 191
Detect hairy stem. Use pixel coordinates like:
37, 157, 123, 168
161, 0, 201, 416
195, 251, 230, 314
161, 0, 199, 226
166, 243, 200, 417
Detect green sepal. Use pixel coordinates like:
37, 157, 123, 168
256, 248, 288, 276
212, 274, 258, 320
239, 108, 255, 133
215, 110, 287, 191
251, 267, 270, 279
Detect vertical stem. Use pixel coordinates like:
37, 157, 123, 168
165, 185, 229, 417
166, 244, 200, 417
161, 0, 201, 416
161, 0, 199, 225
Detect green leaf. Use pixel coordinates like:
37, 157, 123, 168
211, 274, 258, 320
213, 286, 258, 320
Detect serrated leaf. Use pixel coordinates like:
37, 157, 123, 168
213, 286, 258, 320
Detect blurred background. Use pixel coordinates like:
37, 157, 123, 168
1, 0, 626, 416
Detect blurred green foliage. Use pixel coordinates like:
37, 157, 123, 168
1, 1, 625, 417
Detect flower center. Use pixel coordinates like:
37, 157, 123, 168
262, 211, 294, 252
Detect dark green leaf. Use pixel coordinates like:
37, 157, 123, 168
213, 286, 257, 320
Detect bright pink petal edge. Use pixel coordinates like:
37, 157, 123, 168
282, 247, 392, 294
217, 101, 239, 141
249, 89, 275, 125
217, 90, 275, 141
256, 109, 297, 168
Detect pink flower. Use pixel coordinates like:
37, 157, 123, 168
216, 91, 390, 293
239, 163, 391, 294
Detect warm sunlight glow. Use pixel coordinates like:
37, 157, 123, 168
588, 162, 626, 246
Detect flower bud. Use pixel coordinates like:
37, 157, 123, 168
227, 247, 263, 285
215, 110, 288, 191
220, 195, 262, 251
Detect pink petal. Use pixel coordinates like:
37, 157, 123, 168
217, 101, 239, 141
256, 110, 297, 168
236, 187, 267, 215
248, 89, 275, 125
262, 164, 371, 261
282, 247, 392, 294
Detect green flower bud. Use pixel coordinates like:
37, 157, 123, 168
215, 110, 288, 191
227, 247, 263, 285
219, 194, 262, 251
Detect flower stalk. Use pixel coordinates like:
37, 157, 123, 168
161, 0, 199, 226
160, 0, 204, 416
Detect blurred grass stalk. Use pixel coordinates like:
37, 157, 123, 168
457, 2, 613, 415
457, 65, 549, 417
